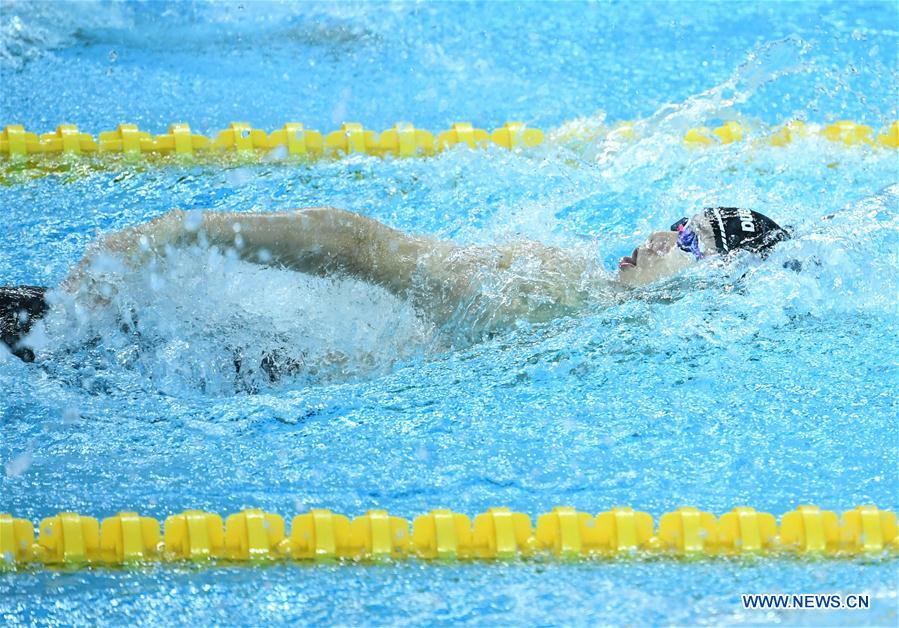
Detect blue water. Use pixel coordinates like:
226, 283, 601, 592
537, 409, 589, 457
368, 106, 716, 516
1, 0, 898, 625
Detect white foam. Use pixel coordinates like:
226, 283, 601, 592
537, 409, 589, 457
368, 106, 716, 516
33, 246, 438, 394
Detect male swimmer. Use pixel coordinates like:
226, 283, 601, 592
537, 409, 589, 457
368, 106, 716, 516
1, 206, 789, 363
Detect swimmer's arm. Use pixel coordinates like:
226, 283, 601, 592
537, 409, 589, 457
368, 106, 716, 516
195, 208, 441, 295
64, 207, 442, 298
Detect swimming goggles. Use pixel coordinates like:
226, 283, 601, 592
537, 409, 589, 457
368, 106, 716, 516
670, 217, 703, 260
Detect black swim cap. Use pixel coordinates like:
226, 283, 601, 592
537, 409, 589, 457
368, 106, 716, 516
0, 285, 49, 362
703, 207, 790, 257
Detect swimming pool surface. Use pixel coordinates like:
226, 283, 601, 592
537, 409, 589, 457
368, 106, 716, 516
1, 1, 898, 625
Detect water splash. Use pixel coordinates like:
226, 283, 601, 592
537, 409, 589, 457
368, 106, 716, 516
30, 246, 437, 395
0, 0, 132, 69
555, 36, 813, 173
644, 36, 813, 131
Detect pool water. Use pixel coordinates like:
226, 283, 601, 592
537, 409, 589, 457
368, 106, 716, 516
1, 0, 898, 625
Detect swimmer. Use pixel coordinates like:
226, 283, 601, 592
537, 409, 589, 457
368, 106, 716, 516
1, 206, 790, 363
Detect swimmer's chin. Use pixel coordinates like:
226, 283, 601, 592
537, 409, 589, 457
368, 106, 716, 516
616, 265, 658, 287
615, 263, 641, 286
616, 250, 697, 286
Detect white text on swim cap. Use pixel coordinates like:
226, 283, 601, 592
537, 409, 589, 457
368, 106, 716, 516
738, 208, 755, 232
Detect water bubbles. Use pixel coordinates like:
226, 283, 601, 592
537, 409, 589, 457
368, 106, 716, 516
62, 407, 81, 424
331, 92, 349, 125
264, 144, 289, 161
5, 451, 33, 477
225, 168, 253, 187
183, 210, 204, 232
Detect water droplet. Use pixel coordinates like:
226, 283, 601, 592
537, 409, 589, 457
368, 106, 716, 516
184, 210, 204, 232
62, 407, 80, 424
5, 451, 33, 477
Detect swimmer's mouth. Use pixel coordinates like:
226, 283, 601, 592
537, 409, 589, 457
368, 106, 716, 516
619, 248, 638, 270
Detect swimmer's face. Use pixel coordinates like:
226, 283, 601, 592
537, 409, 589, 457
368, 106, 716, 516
617, 231, 695, 286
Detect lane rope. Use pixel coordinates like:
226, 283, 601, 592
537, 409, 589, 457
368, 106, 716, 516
1, 119, 896, 161
2, 504, 896, 567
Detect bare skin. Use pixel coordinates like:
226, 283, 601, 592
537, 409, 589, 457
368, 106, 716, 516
616, 231, 694, 285
616, 213, 719, 285
63, 207, 636, 336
